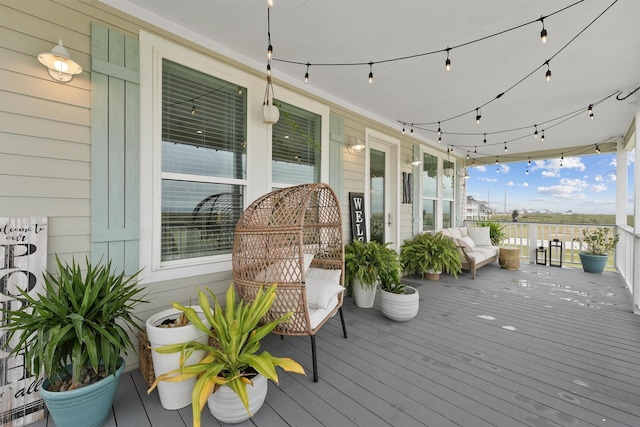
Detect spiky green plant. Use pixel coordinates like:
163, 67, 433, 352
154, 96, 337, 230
474, 220, 507, 246
147, 284, 305, 427
1, 256, 147, 387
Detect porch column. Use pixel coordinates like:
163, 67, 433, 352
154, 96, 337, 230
615, 141, 627, 227
634, 107, 640, 314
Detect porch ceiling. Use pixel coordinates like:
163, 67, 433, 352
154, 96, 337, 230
106, 0, 639, 165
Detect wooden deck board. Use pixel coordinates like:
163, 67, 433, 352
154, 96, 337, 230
26, 263, 640, 427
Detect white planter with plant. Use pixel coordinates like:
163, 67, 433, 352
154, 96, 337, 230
1, 257, 147, 427
400, 232, 462, 280
345, 240, 389, 309
145, 306, 210, 410
377, 244, 419, 321
148, 284, 305, 427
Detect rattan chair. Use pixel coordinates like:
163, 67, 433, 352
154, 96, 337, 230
232, 183, 348, 382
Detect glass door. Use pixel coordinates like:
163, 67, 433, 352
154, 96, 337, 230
369, 148, 386, 244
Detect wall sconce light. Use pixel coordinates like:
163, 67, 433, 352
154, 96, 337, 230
408, 157, 422, 166
38, 39, 82, 83
348, 137, 365, 153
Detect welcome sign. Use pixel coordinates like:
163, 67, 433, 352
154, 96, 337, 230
0, 217, 47, 426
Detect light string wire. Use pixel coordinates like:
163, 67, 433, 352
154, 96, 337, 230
273, 0, 584, 69
400, 0, 619, 128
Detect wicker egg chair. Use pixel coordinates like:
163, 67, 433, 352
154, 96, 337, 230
232, 183, 348, 382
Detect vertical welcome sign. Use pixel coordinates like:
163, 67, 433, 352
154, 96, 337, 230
349, 193, 367, 242
0, 218, 47, 426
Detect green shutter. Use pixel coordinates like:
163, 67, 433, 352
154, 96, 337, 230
91, 23, 140, 275
329, 114, 344, 202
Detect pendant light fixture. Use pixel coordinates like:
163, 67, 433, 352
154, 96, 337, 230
37, 39, 82, 83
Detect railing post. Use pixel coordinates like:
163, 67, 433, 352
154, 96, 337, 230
529, 224, 537, 264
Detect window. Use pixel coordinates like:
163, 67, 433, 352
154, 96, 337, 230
442, 159, 455, 228
422, 153, 438, 231
160, 59, 247, 263
271, 100, 321, 187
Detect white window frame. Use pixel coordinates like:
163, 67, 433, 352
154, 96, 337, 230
139, 32, 330, 283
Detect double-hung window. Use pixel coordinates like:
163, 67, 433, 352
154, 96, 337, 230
422, 153, 438, 231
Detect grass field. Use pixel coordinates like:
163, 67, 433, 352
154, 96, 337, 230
489, 213, 633, 226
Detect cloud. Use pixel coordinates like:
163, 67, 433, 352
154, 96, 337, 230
559, 178, 589, 189
531, 157, 586, 175
473, 165, 487, 172
610, 149, 635, 167
595, 172, 616, 182
537, 185, 587, 199
595, 175, 604, 182
520, 182, 529, 187
506, 181, 515, 186
478, 177, 498, 182
590, 184, 607, 192
500, 164, 510, 173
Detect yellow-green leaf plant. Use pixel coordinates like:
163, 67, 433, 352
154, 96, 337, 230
147, 284, 305, 427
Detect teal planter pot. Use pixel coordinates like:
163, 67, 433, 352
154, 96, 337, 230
578, 252, 609, 274
39, 358, 125, 427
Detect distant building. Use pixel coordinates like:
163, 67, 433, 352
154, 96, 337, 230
466, 196, 492, 220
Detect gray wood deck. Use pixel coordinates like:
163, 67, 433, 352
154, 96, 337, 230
31, 263, 640, 427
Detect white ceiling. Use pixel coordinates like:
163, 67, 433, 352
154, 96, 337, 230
104, 0, 639, 165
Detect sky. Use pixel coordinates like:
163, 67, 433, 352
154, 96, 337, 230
466, 150, 635, 215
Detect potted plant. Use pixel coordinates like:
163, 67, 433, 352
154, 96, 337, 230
377, 245, 419, 322
1, 256, 147, 427
147, 283, 305, 426
573, 227, 619, 274
344, 239, 385, 308
400, 232, 462, 280
145, 305, 210, 410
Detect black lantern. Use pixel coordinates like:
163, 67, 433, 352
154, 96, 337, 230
536, 246, 547, 265
549, 239, 563, 267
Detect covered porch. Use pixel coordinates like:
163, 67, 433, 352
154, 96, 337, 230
33, 263, 640, 427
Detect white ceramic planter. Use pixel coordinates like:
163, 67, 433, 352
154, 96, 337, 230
353, 278, 377, 308
207, 373, 268, 424
146, 306, 210, 410
380, 286, 419, 322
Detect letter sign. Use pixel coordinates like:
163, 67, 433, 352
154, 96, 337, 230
349, 193, 368, 242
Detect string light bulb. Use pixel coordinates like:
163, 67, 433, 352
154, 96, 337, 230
368, 62, 373, 84
266, 0, 274, 8
526, 157, 530, 174
410, 124, 414, 136
445, 48, 451, 71
588, 104, 594, 119
541, 129, 545, 142
191, 102, 196, 115
266, 62, 271, 77
534, 124, 538, 138
438, 135, 442, 143
545, 61, 552, 82
595, 144, 600, 153
475, 107, 481, 124
483, 133, 487, 144
474, 146, 477, 154
466, 151, 470, 160
540, 18, 548, 44
560, 153, 564, 167
267, 44, 273, 60
496, 156, 499, 172
304, 63, 310, 84
504, 142, 508, 152
437, 122, 442, 136
402, 123, 405, 134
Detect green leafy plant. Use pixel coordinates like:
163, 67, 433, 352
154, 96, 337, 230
344, 240, 385, 290
573, 227, 619, 255
376, 243, 405, 294
400, 232, 462, 277
1, 256, 147, 390
474, 220, 507, 246
147, 284, 305, 427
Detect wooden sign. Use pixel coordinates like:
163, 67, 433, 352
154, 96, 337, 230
0, 217, 47, 426
349, 193, 367, 242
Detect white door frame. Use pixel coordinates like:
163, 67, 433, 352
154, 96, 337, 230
364, 128, 400, 250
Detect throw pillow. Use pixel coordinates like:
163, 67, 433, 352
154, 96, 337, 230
306, 267, 342, 284
305, 277, 344, 309
468, 227, 492, 246
460, 236, 476, 248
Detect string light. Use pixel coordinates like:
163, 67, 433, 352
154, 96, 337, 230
466, 151, 470, 160
483, 133, 487, 144
304, 63, 310, 83
504, 142, 508, 152
474, 146, 477, 154
595, 144, 600, 153
496, 156, 499, 172
368, 62, 373, 84
588, 104, 594, 119
437, 122, 442, 136
266, 0, 274, 8
560, 153, 564, 167
267, 62, 271, 77
472, 158, 475, 166
402, 123, 405, 134
545, 61, 552, 82
191, 101, 196, 115
410, 124, 414, 136
438, 135, 442, 143
475, 107, 482, 124
526, 157, 530, 174
445, 48, 451, 71
267, 44, 273, 60
534, 124, 538, 138
541, 129, 545, 142
540, 17, 548, 43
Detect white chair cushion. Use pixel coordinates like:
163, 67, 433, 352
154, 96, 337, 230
309, 295, 339, 329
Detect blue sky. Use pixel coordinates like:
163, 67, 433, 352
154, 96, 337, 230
466, 150, 635, 215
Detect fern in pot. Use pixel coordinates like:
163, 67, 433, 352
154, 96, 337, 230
377, 244, 419, 322
344, 240, 385, 308
400, 232, 462, 280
